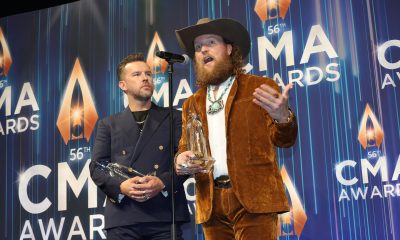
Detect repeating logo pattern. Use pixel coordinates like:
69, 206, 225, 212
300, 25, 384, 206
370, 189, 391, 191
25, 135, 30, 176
0, 27, 12, 81
146, 32, 168, 74
56, 58, 98, 144
278, 165, 307, 238
254, 0, 292, 21
357, 104, 384, 150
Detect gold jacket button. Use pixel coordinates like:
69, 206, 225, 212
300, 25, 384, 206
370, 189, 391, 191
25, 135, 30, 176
159, 145, 164, 150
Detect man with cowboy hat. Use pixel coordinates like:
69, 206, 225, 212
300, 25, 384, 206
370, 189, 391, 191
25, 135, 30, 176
174, 18, 298, 239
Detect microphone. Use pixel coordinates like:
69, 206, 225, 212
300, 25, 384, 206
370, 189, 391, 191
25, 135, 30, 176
156, 51, 189, 64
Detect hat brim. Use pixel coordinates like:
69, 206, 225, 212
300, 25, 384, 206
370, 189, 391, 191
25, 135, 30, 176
175, 18, 250, 59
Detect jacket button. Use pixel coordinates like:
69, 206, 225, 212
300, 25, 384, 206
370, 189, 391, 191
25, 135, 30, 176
122, 150, 126, 155
154, 164, 159, 170
159, 145, 164, 150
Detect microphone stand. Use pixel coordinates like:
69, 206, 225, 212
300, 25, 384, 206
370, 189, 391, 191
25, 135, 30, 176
166, 61, 177, 240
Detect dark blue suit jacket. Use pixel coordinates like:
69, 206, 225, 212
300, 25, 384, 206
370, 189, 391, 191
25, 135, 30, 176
89, 103, 190, 229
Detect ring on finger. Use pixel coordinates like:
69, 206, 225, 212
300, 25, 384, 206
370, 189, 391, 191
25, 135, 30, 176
180, 163, 188, 168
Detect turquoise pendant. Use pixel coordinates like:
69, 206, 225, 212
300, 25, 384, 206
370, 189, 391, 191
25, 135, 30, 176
207, 99, 224, 114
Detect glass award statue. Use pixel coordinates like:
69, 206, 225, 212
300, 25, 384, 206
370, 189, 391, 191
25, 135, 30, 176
95, 161, 156, 180
185, 111, 215, 173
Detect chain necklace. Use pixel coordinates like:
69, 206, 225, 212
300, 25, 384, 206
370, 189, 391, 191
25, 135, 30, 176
136, 119, 146, 124
132, 110, 149, 134
207, 76, 234, 115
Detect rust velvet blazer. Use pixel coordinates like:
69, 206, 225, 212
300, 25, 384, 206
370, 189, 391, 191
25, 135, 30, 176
177, 73, 298, 224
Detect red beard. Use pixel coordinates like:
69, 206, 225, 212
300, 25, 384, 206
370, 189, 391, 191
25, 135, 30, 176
195, 54, 234, 87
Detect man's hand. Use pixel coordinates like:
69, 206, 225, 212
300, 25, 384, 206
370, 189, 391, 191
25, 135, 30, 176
253, 83, 293, 123
175, 151, 205, 175
120, 176, 165, 202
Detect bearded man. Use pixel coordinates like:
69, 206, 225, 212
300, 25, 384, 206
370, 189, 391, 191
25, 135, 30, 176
174, 18, 298, 240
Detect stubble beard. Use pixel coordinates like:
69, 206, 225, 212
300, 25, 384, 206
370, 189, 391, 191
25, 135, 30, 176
134, 94, 151, 102
132, 85, 154, 102
195, 55, 234, 88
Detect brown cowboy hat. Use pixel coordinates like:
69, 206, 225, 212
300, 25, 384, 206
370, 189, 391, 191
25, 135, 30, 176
175, 18, 250, 59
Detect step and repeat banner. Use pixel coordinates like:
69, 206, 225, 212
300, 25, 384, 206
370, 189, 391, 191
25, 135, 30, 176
1, 0, 399, 239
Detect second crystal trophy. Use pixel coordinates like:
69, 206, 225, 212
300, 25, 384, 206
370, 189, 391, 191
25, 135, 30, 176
185, 111, 215, 173
96, 161, 168, 197
95, 161, 155, 180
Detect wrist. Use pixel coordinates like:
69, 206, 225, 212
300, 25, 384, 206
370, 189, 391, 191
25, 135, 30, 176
273, 108, 293, 124
119, 183, 124, 195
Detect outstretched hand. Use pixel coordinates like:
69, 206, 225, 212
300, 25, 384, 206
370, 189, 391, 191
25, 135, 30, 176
253, 83, 293, 123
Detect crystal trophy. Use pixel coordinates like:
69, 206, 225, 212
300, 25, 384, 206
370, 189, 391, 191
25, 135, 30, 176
95, 161, 155, 180
185, 111, 215, 173
96, 161, 169, 197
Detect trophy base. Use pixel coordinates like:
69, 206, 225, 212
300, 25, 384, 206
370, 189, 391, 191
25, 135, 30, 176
188, 157, 215, 173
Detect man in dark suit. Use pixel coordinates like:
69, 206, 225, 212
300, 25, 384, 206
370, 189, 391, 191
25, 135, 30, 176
89, 53, 190, 239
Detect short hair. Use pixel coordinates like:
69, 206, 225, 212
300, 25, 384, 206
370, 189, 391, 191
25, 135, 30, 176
117, 53, 146, 81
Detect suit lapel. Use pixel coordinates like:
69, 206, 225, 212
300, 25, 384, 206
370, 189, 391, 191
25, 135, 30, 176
120, 107, 140, 147
130, 103, 167, 164
225, 76, 238, 128
193, 88, 215, 182
192, 87, 209, 140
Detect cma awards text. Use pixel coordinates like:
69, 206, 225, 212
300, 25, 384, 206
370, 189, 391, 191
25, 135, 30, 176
0, 82, 40, 135
336, 155, 400, 202
18, 157, 197, 240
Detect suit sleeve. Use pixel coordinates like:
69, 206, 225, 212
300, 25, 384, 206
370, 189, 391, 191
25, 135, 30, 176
176, 100, 190, 156
89, 118, 124, 202
266, 79, 298, 148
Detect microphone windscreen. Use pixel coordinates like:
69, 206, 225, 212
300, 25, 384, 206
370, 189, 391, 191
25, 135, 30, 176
181, 54, 190, 65
155, 51, 162, 58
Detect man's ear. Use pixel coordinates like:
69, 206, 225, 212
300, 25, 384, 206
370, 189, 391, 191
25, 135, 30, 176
227, 44, 233, 55
119, 81, 126, 91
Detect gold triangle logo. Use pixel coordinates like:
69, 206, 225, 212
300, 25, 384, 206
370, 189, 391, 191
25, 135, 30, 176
357, 104, 384, 149
254, 0, 292, 22
0, 27, 12, 77
56, 58, 98, 144
278, 165, 307, 237
146, 32, 168, 74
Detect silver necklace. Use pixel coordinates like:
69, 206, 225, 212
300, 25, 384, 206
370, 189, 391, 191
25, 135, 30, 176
136, 119, 146, 124
133, 111, 148, 134
207, 76, 234, 115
